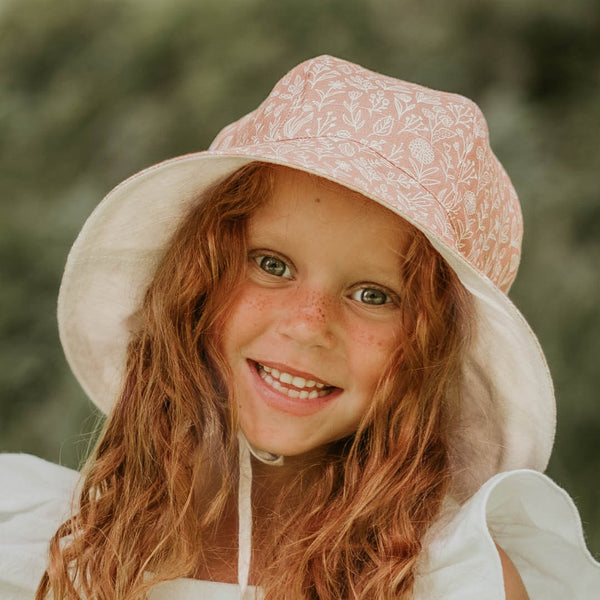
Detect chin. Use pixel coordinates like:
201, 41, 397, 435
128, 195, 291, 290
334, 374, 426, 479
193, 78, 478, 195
242, 425, 351, 461
246, 434, 310, 457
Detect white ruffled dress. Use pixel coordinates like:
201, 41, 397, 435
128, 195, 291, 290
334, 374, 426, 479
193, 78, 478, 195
1, 453, 598, 600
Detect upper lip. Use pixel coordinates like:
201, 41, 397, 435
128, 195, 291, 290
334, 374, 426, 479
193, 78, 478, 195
250, 359, 338, 388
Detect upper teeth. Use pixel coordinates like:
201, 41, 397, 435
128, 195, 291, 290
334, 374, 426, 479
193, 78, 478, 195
261, 364, 325, 389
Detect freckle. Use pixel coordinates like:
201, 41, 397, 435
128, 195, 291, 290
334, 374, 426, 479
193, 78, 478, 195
314, 197, 321, 203
248, 296, 268, 311
354, 331, 386, 347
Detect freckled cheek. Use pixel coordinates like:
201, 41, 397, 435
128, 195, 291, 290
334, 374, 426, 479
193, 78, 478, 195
226, 287, 278, 331
346, 324, 400, 385
240, 294, 270, 314
348, 324, 398, 350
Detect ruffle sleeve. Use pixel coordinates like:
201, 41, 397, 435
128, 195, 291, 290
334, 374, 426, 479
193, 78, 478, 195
414, 469, 600, 599
0, 453, 80, 600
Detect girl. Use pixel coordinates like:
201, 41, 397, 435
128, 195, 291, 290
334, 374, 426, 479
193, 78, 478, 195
1, 55, 598, 599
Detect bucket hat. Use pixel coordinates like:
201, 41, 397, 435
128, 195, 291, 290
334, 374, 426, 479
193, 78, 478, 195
58, 55, 555, 498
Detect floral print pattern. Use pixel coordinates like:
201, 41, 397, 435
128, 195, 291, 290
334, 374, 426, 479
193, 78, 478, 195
210, 55, 522, 294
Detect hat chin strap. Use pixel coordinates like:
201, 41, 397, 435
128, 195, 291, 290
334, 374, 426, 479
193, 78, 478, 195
237, 431, 284, 598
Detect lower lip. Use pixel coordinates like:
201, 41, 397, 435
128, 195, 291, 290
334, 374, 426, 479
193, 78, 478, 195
247, 361, 342, 417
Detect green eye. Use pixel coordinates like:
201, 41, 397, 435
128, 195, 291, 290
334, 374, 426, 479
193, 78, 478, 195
351, 287, 390, 305
255, 256, 291, 278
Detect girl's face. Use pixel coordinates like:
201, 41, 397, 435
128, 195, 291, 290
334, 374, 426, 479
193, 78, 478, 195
221, 168, 410, 457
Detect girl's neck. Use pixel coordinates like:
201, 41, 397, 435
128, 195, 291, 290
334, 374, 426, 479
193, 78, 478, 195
192, 447, 327, 584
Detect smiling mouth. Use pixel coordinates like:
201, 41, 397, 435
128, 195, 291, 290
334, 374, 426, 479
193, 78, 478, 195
252, 361, 338, 399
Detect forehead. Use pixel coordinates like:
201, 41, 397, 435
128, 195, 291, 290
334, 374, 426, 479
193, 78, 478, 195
251, 167, 411, 242
247, 168, 412, 284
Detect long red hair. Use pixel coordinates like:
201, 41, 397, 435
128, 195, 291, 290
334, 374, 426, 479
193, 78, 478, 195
37, 162, 472, 599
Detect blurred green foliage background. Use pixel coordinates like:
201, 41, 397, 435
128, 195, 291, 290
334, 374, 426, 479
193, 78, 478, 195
1, 0, 598, 558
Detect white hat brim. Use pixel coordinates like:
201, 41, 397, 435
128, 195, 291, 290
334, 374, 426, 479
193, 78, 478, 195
58, 148, 555, 493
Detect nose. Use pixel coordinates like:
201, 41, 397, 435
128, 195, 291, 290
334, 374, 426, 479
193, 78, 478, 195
276, 288, 338, 349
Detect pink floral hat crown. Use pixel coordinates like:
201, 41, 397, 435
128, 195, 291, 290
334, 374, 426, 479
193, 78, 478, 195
58, 55, 555, 496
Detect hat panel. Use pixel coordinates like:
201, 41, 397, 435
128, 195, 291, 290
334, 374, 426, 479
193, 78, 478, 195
210, 55, 522, 293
